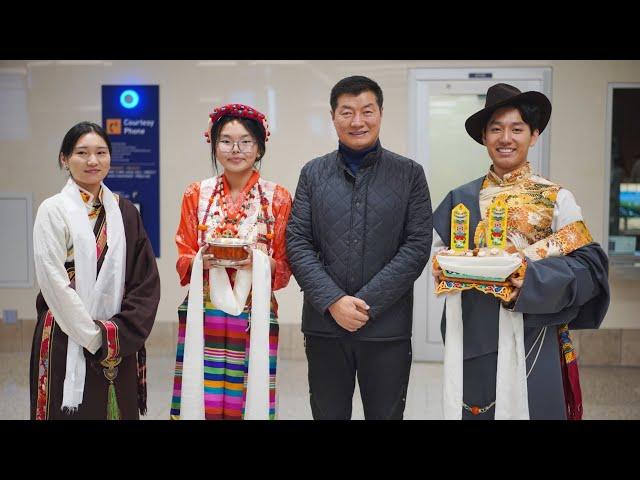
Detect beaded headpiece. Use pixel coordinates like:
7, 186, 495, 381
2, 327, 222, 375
204, 103, 270, 144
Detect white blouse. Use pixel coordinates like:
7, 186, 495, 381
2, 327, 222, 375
33, 191, 102, 353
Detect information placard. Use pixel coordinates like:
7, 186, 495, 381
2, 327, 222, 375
101, 85, 160, 256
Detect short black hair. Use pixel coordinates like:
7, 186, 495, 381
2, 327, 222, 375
210, 116, 267, 171
330, 76, 383, 112
485, 102, 543, 134
58, 122, 112, 168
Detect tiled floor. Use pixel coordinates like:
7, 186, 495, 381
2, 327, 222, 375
3, 352, 640, 420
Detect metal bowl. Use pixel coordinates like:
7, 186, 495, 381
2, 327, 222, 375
206, 237, 250, 261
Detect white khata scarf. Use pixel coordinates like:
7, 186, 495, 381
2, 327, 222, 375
180, 247, 272, 420
443, 292, 529, 420
61, 178, 126, 412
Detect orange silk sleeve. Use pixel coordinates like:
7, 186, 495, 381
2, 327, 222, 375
271, 185, 293, 291
176, 182, 201, 286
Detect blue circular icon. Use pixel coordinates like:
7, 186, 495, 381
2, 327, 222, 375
120, 89, 139, 109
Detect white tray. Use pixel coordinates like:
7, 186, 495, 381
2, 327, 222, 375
436, 254, 521, 282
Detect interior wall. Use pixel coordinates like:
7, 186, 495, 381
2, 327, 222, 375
1, 59, 639, 328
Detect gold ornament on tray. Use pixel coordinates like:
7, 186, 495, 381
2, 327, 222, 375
450, 203, 470, 252
487, 198, 508, 250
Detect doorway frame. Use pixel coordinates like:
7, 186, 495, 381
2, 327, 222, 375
603, 82, 640, 253
408, 66, 553, 361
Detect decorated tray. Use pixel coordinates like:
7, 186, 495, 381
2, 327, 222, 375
434, 200, 525, 301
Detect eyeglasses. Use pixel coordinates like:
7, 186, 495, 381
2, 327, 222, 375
217, 139, 256, 153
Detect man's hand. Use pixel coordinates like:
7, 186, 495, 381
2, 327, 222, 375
432, 263, 444, 289
505, 276, 524, 304
328, 296, 370, 332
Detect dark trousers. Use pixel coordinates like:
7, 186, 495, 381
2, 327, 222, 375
304, 334, 412, 420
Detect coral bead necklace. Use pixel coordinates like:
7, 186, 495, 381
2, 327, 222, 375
198, 177, 252, 241
197, 174, 274, 251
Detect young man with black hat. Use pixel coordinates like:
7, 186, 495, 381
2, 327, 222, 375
286, 76, 432, 419
432, 83, 610, 420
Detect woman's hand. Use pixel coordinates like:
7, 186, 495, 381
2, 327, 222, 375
202, 253, 218, 270
231, 247, 253, 270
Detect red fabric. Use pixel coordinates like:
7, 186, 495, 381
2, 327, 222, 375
270, 184, 293, 291
97, 320, 120, 361
559, 331, 583, 420
176, 182, 201, 286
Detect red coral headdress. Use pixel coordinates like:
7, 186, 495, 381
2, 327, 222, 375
204, 103, 270, 144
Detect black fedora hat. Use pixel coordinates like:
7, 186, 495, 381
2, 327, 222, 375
464, 83, 552, 145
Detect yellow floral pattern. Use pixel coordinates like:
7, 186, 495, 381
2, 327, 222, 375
523, 220, 593, 261
476, 163, 560, 249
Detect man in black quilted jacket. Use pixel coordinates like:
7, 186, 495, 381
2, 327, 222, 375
286, 76, 433, 419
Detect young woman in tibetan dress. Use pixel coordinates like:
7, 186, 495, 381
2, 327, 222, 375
30, 122, 160, 420
171, 104, 292, 420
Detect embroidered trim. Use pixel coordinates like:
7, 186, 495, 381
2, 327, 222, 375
96, 216, 108, 259
436, 279, 512, 302
36, 311, 55, 420
558, 324, 577, 364
97, 320, 120, 361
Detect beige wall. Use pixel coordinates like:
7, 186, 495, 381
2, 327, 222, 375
1, 60, 639, 329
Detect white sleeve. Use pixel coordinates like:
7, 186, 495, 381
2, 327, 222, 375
33, 200, 101, 353
552, 188, 584, 232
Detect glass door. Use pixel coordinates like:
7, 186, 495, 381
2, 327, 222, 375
408, 68, 552, 361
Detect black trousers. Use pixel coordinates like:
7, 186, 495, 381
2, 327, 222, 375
304, 334, 412, 420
